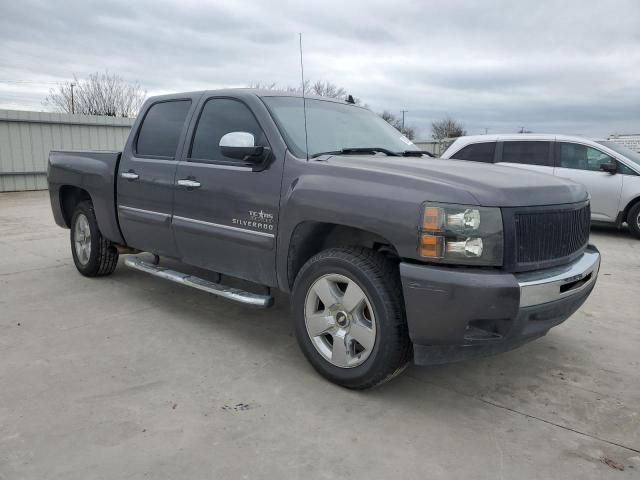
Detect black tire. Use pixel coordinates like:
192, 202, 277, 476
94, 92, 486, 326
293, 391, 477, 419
70, 201, 119, 277
627, 202, 640, 239
291, 247, 412, 389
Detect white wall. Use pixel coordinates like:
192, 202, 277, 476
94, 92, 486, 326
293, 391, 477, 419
0, 110, 135, 192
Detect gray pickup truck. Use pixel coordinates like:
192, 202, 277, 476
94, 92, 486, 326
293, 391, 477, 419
48, 89, 601, 389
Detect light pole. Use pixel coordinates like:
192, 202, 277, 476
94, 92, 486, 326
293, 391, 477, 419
401, 110, 408, 130
70, 82, 76, 114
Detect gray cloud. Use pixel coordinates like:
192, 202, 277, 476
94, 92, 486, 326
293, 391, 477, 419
1, 0, 639, 138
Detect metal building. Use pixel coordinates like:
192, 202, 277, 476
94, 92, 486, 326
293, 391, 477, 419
608, 133, 640, 153
0, 109, 134, 192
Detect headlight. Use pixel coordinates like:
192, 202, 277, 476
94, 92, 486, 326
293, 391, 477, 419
419, 203, 503, 266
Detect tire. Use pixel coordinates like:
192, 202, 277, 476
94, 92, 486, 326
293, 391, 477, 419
70, 201, 119, 277
291, 247, 412, 389
628, 202, 640, 239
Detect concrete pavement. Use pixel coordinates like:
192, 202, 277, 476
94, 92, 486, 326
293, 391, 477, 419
1, 191, 639, 479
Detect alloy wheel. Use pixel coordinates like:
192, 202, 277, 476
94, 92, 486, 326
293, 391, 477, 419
304, 273, 377, 368
74, 213, 92, 265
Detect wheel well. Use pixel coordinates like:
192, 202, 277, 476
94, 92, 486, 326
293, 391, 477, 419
287, 222, 399, 289
59, 186, 92, 227
621, 196, 640, 225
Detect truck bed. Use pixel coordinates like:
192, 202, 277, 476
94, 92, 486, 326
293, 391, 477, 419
48, 150, 124, 244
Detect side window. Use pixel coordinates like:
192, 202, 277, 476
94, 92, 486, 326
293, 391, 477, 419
452, 142, 496, 163
559, 143, 614, 171
190, 98, 267, 163
502, 141, 552, 166
136, 100, 192, 158
617, 162, 638, 176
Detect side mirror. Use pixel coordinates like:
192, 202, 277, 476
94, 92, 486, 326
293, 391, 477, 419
219, 131, 269, 165
599, 160, 617, 174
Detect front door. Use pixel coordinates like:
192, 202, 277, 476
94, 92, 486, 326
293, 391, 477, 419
171, 96, 284, 286
117, 98, 195, 256
554, 142, 623, 222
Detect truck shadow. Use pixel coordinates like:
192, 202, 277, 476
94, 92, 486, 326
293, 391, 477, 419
120, 260, 588, 388
590, 223, 632, 240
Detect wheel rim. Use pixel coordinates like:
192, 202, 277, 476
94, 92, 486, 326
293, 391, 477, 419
304, 273, 377, 368
74, 214, 92, 265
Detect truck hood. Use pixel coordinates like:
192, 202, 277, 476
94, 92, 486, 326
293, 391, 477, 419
321, 155, 588, 207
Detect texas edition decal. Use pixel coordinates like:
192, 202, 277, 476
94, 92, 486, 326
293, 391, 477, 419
231, 209, 275, 232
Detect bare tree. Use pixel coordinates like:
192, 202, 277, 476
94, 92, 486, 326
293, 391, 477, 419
380, 110, 416, 140
248, 79, 362, 102
248, 81, 279, 90
431, 116, 466, 140
44, 71, 146, 117
310, 80, 346, 99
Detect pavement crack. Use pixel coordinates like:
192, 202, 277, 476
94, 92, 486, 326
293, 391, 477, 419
406, 373, 640, 455
0, 262, 70, 277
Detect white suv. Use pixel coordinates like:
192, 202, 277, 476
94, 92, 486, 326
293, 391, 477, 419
441, 134, 640, 238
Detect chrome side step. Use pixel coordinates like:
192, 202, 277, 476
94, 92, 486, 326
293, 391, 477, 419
124, 256, 273, 308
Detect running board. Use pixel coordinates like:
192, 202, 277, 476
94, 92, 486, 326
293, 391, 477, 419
124, 256, 273, 308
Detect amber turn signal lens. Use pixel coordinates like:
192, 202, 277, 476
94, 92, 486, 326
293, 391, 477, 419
422, 207, 442, 231
420, 234, 444, 258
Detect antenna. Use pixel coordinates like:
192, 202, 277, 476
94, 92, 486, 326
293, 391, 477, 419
299, 33, 309, 160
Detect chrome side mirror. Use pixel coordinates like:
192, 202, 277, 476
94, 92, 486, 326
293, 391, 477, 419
219, 131, 268, 165
219, 131, 255, 148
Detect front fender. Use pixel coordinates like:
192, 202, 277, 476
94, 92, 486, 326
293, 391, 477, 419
276, 171, 424, 291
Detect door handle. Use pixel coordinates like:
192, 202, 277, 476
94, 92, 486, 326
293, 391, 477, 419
177, 179, 201, 189
121, 171, 139, 180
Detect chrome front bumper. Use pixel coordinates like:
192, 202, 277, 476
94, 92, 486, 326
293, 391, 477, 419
516, 246, 600, 308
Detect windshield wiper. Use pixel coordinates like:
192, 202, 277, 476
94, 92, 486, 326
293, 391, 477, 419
399, 150, 431, 157
311, 147, 400, 158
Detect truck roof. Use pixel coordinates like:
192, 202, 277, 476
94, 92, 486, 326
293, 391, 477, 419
145, 88, 355, 105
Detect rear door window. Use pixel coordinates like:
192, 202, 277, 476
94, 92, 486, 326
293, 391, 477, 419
452, 142, 496, 163
136, 100, 192, 158
501, 141, 553, 166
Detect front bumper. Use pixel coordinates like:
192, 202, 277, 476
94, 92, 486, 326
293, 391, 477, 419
400, 245, 600, 365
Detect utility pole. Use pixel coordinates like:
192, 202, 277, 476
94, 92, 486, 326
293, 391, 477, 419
401, 110, 408, 130
70, 82, 76, 114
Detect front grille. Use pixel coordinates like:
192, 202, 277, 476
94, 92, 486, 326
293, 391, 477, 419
515, 203, 590, 265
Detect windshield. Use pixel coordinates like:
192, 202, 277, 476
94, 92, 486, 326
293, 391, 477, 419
262, 96, 420, 158
596, 141, 640, 167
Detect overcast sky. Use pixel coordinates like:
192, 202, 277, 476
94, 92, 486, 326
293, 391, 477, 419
1, 0, 639, 138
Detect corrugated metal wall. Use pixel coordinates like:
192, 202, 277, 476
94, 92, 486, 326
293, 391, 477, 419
414, 139, 454, 157
0, 109, 135, 192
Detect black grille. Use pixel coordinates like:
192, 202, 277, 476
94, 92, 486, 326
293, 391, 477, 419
515, 204, 590, 264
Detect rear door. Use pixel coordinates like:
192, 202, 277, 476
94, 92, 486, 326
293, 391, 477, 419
171, 95, 285, 285
496, 140, 555, 175
554, 142, 623, 221
117, 98, 197, 256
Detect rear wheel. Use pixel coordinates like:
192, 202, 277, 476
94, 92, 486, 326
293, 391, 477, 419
628, 202, 640, 239
291, 247, 411, 389
70, 201, 119, 276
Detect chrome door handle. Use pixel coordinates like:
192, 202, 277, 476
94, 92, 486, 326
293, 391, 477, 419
177, 179, 201, 188
121, 171, 139, 180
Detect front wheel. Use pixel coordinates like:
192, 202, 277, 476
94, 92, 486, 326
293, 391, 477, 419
628, 202, 640, 239
70, 201, 119, 277
291, 248, 412, 389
